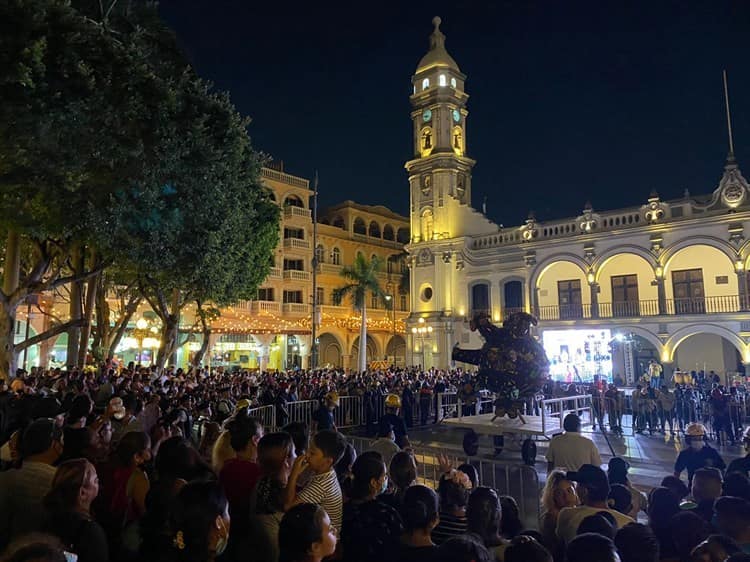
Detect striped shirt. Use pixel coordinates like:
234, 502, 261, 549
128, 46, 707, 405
431, 511, 468, 545
298, 469, 343, 531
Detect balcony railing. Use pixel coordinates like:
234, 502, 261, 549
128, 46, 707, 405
282, 303, 310, 314
536, 295, 749, 321
283, 238, 310, 250
283, 270, 311, 282
250, 300, 281, 314
268, 267, 281, 279
283, 206, 311, 219
320, 263, 342, 275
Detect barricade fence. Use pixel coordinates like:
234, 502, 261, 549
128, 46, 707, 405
346, 435, 541, 530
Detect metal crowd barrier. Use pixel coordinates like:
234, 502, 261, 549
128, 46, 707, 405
346, 435, 541, 530
248, 404, 276, 430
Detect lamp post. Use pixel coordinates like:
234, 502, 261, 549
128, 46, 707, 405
385, 292, 396, 363
411, 317, 433, 368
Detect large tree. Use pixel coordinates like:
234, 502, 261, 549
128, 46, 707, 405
333, 254, 386, 373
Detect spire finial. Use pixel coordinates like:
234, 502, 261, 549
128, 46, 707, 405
428, 16, 446, 51
432, 16, 442, 30
723, 69, 736, 163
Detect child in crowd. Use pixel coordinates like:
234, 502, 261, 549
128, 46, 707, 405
284, 429, 347, 531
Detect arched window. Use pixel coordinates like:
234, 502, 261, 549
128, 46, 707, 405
439, 74, 447, 86
421, 209, 434, 242
332, 247, 341, 265
450, 77, 457, 88
371, 254, 378, 266
356, 251, 364, 261
397, 227, 410, 244
368, 221, 381, 238
422, 78, 430, 90
284, 195, 304, 208
504, 280, 524, 314
353, 217, 366, 235
315, 244, 325, 264
471, 284, 490, 316
332, 216, 345, 229
383, 224, 395, 241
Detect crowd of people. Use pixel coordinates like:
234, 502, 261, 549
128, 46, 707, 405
0, 362, 749, 562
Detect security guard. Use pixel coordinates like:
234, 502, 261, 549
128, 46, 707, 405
379, 394, 410, 448
674, 422, 726, 486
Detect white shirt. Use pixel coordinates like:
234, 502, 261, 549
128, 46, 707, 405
545, 432, 602, 471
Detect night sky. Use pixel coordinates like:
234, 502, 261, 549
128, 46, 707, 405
159, 1, 750, 228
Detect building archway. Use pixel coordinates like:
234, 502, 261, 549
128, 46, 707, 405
385, 335, 406, 366
668, 326, 746, 382
666, 324, 747, 364
594, 252, 658, 317
351, 334, 380, 367
663, 244, 737, 313
318, 332, 343, 368
533, 257, 589, 320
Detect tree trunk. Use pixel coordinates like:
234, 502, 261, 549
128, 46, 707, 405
358, 304, 367, 373
66, 245, 84, 366
1, 230, 21, 379
106, 297, 140, 361
192, 302, 211, 368
77, 269, 98, 367
156, 314, 179, 371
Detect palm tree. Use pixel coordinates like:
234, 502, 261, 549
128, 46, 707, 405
333, 254, 386, 373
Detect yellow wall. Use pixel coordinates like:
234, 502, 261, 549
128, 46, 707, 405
663, 245, 737, 300
537, 261, 590, 308
596, 253, 658, 303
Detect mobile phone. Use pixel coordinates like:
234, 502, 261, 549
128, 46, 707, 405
64, 551, 78, 562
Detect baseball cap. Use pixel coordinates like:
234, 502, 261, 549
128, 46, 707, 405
567, 464, 610, 495
109, 397, 127, 420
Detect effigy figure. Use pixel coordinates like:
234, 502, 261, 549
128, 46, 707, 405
452, 311, 549, 423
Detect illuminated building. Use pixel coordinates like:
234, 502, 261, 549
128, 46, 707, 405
406, 17, 750, 383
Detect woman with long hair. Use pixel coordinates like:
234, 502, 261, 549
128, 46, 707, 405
341, 451, 403, 562
380, 450, 418, 512
398, 485, 440, 561
467, 486, 507, 560
43, 459, 108, 562
170, 480, 230, 562
539, 469, 578, 550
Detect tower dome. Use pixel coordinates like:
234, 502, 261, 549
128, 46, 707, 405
415, 16, 460, 74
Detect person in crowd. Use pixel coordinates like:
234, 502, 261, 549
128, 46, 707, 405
459, 463, 480, 490
498, 495, 522, 540
605, 383, 623, 434
657, 386, 676, 435
0, 418, 64, 548
660, 475, 690, 502
311, 391, 338, 433
380, 450, 418, 512
466, 486, 508, 560
724, 472, 750, 500
546, 414, 601, 472
42, 459, 108, 562
432, 463, 473, 544
540, 469, 579, 550
368, 422, 401, 467
566, 533, 620, 562
398, 485, 440, 562
110, 394, 144, 444
251, 431, 296, 562
728, 427, 750, 477
0, 534, 68, 562
504, 535, 552, 562
436, 534, 493, 562
556, 464, 633, 544
341, 451, 403, 562
576, 512, 616, 539
282, 422, 309, 457
687, 468, 723, 523
380, 394, 410, 448
690, 535, 741, 562
671, 511, 712, 562
714, 496, 750, 553
607, 484, 633, 516
647, 487, 680, 560
278, 503, 337, 562
219, 412, 263, 555
169, 480, 230, 562
607, 457, 648, 520
615, 523, 659, 562
335, 442, 357, 491
284, 429, 347, 531
674, 423, 725, 486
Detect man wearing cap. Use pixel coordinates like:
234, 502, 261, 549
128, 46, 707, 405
368, 422, 401, 466
556, 464, 634, 544
0, 418, 64, 548
546, 413, 601, 472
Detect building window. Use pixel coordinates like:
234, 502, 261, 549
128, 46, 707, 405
283, 195, 304, 208
557, 280, 583, 319
503, 281, 523, 318
316, 287, 325, 306
450, 77, 457, 88
332, 247, 341, 265
283, 290, 303, 304
353, 217, 367, 235
400, 294, 407, 311
284, 227, 305, 240
283, 259, 304, 271
422, 78, 430, 90
439, 74, 447, 86
672, 269, 705, 314
471, 284, 490, 317
315, 244, 325, 265
371, 292, 378, 310
257, 288, 274, 301
611, 274, 639, 317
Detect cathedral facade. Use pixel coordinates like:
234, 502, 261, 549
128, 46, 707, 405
406, 18, 750, 383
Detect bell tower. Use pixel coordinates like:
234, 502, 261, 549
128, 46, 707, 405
406, 16, 476, 243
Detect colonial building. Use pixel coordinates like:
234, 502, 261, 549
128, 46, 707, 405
406, 17, 750, 383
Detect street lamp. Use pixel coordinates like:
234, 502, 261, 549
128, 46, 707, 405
411, 318, 433, 368
385, 292, 396, 363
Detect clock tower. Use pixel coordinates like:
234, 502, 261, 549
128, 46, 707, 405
406, 16, 476, 244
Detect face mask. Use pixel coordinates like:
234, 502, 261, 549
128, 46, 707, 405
380, 476, 389, 495
690, 440, 704, 450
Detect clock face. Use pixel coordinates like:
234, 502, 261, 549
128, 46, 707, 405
422, 109, 432, 122
452, 109, 461, 123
